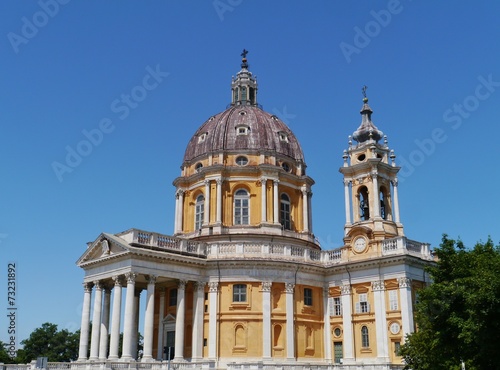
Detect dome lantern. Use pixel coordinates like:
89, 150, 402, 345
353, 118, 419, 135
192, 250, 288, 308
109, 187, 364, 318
231, 49, 258, 106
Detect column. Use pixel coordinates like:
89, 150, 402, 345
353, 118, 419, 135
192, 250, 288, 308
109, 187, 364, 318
192, 282, 205, 361
174, 189, 179, 233
308, 191, 313, 233
371, 171, 380, 218
344, 180, 351, 225
78, 282, 92, 361
398, 277, 414, 341
273, 180, 280, 224
142, 275, 157, 361
262, 282, 272, 359
261, 177, 267, 223
323, 287, 332, 361
122, 272, 137, 360
285, 283, 295, 360
302, 187, 309, 232
216, 178, 223, 224
392, 179, 401, 223
341, 285, 354, 363
204, 180, 211, 225
98, 287, 111, 360
89, 281, 103, 360
157, 288, 166, 360
174, 280, 187, 361
372, 280, 389, 360
131, 289, 141, 359
208, 282, 218, 360
175, 190, 184, 234
108, 276, 123, 360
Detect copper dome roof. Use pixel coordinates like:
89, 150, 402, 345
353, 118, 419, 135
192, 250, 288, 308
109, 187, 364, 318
182, 104, 305, 164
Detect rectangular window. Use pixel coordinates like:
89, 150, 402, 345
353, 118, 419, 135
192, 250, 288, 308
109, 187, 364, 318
169, 288, 177, 306
332, 297, 342, 316
304, 288, 313, 306
389, 290, 398, 311
394, 341, 401, 356
334, 342, 343, 364
355, 293, 370, 313
233, 284, 247, 302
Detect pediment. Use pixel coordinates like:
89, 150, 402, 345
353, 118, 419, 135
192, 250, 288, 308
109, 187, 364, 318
76, 233, 130, 266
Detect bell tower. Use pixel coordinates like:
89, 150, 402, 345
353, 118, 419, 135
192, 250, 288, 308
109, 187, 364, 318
340, 88, 403, 248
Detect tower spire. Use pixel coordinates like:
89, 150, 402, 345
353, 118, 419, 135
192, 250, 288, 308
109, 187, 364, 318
352, 86, 383, 143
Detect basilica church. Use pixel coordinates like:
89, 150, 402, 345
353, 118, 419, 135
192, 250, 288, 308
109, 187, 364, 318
75, 52, 433, 369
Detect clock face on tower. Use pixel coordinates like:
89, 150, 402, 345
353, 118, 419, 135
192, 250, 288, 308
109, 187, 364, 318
353, 237, 367, 252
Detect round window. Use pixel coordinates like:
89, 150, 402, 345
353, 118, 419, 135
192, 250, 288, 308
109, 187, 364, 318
358, 154, 366, 162
236, 156, 248, 166
195, 163, 203, 171
281, 162, 291, 172
390, 322, 400, 335
334, 327, 342, 337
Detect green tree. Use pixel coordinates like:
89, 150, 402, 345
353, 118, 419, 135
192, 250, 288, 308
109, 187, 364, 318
18, 323, 80, 363
401, 235, 500, 370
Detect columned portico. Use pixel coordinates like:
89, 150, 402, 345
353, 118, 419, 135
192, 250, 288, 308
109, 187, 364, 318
78, 282, 92, 361
122, 272, 137, 360
174, 280, 187, 361
89, 281, 103, 360
142, 275, 157, 361
285, 283, 295, 360
108, 276, 123, 360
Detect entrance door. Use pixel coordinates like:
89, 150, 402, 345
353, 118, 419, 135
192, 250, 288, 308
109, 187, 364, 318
334, 341, 343, 364
165, 331, 175, 360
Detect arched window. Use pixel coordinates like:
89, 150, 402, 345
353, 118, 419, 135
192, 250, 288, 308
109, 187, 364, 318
241, 86, 247, 101
234, 189, 249, 225
361, 326, 369, 348
195, 194, 204, 230
380, 190, 386, 220
233, 88, 238, 102
280, 193, 291, 230
358, 187, 369, 221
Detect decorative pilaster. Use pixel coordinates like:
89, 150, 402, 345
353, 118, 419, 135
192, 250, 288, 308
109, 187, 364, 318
273, 180, 280, 224
302, 187, 309, 232
98, 286, 111, 360
285, 283, 295, 360
89, 281, 103, 360
108, 276, 123, 360
216, 178, 223, 224
142, 275, 157, 361
174, 280, 187, 361
398, 277, 413, 341
77, 282, 92, 361
121, 272, 137, 360
157, 288, 166, 360
372, 280, 389, 360
262, 282, 272, 359
323, 287, 332, 361
340, 285, 354, 363
192, 282, 205, 360
261, 177, 267, 223
208, 281, 218, 360
204, 180, 211, 225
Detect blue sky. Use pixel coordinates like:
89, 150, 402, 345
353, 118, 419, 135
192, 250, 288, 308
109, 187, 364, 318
1, 1, 499, 344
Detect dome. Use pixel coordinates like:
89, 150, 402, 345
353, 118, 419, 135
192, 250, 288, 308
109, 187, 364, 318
182, 104, 305, 165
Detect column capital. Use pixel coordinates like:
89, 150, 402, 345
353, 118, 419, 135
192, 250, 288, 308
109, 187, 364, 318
125, 272, 137, 284
195, 281, 206, 291
273, 179, 280, 185
262, 281, 272, 292
178, 280, 188, 290
371, 280, 386, 292
176, 189, 185, 198
208, 281, 219, 292
285, 283, 295, 293
112, 275, 124, 287
83, 282, 93, 293
216, 178, 224, 186
392, 178, 399, 187
146, 275, 157, 285
398, 277, 412, 288
343, 179, 351, 186
340, 284, 351, 295
260, 176, 268, 184
93, 280, 103, 291
204, 179, 211, 186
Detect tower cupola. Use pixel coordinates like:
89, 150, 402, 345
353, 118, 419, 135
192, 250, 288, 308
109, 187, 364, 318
230, 49, 258, 106
352, 86, 384, 143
